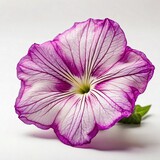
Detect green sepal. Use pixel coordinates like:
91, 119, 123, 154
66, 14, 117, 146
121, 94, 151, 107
119, 105, 151, 124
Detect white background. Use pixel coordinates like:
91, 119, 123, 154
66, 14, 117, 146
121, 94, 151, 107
0, 0, 160, 159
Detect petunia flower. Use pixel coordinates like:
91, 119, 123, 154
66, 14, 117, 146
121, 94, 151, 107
15, 18, 154, 146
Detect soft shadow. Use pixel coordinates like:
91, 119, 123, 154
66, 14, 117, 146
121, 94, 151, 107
143, 114, 152, 120
26, 115, 155, 151
80, 124, 154, 151
118, 123, 141, 129
27, 129, 57, 139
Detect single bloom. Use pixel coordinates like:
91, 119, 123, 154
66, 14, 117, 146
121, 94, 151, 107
15, 18, 154, 146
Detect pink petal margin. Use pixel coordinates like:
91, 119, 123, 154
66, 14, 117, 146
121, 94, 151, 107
15, 18, 155, 146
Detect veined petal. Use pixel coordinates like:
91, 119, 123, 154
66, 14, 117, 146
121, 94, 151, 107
54, 95, 97, 146
54, 18, 126, 78
25, 42, 79, 85
89, 89, 128, 128
94, 47, 154, 112
94, 47, 154, 86
16, 92, 74, 129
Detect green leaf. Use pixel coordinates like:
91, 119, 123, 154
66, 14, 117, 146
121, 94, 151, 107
119, 105, 151, 124
135, 104, 151, 117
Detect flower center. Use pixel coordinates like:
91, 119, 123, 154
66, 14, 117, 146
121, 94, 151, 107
72, 77, 91, 94
77, 83, 90, 94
